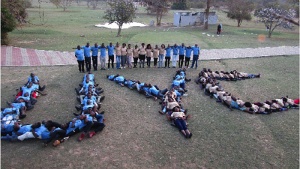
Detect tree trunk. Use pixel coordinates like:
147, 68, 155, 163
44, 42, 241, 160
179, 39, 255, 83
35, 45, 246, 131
268, 22, 273, 38
117, 24, 122, 37
204, 0, 211, 29
237, 19, 242, 27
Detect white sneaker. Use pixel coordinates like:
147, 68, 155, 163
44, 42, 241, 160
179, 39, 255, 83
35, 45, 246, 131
183, 93, 188, 97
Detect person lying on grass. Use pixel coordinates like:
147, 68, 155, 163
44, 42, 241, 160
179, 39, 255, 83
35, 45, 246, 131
170, 107, 192, 139
26, 73, 46, 92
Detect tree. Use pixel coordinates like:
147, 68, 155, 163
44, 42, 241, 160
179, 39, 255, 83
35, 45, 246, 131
103, 0, 136, 37
144, 0, 171, 26
224, 0, 254, 27
1, 0, 28, 45
254, 4, 297, 38
50, 0, 73, 11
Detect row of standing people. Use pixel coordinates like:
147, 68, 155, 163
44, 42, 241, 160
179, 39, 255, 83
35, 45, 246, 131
74, 42, 201, 72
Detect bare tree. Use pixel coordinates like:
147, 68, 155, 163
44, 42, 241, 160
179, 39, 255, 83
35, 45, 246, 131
50, 0, 74, 11
204, 0, 211, 29
143, 0, 171, 26
255, 4, 297, 38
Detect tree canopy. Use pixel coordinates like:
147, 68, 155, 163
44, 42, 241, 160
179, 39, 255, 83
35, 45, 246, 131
225, 0, 254, 27
255, 4, 297, 38
103, 0, 136, 37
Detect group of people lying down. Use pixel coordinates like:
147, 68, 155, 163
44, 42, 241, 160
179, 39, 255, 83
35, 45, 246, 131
195, 68, 299, 114
1, 72, 106, 147
107, 68, 194, 138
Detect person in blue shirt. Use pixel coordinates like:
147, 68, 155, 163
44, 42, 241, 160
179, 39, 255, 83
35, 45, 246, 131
185, 46, 193, 68
91, 43, 99, 71
81, 42, 92, 72
171, 43, 179, 68
165, 44, 172, 68
107, 42, 115, 69
75, 45, 85, 72
26, 73, 46, 91
99, 43, 107, 70
190, 44, 200, 69
178, 43, 186, 68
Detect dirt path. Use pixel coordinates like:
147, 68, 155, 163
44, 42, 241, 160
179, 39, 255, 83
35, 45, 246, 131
1, 45, 299, 66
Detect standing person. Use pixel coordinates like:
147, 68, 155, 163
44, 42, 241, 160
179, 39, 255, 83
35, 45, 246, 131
99, 43, 107, 70
165, 44, 172, 68
139, 43, 146, 68
126, 44, 133, 68
75, 45, 85, 73
153, 45, 159, 68
217, 23, 222, 34
121, 43, 127, 69
171, 43, 179, 68
107, 42, 115, 69
185, 46, 193, 68
115, 42, 122, 69
190, 44, 200, 69
133, 45, 139, 68
91, 43, 99, 71
158, 44, 165, 68
178, 43, 186, 68
82, 43, 92, 72
146, 44, 152, 68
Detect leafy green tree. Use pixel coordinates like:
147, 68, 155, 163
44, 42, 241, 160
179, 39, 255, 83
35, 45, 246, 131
1, 0, 28, 44
255, 4, 297, 38
103, 0, 136, 37
50, 0, 73, 11
225, 0, 254, 27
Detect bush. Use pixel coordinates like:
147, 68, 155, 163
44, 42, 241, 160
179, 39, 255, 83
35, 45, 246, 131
188, 1, 205, 8
171, 2, 189, 10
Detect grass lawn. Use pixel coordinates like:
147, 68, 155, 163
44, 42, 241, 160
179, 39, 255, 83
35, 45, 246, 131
7, 1, 299, 51
1, 55, 299, 169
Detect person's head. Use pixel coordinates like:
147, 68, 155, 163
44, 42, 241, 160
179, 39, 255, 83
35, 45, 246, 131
32, 122, 41, 129
167, 44, 170, 48
109, 42, 112, 46
116, 42, 119, 47
181, 43, 184, 46
87, 92, 92, 98
135, 45, 138, 49
141, 43, 145, 47
101, 43, 105, 47
155, 45, 158, 49
161, 44, 165, 48
282, 97, 288, 102
86, 42, 90, 47
30, 73, 35, 78
106, 75, 110, 78
195, 44, 198, 47
174, 107, 180, 112
174, 43, 177, 47
77, 45, 81, 50
128, 44, 131, 48
13, 122, 20, 132
122, 43, 126, 47
244, 102, 252, 108
90, 111, 96, 117
146, 44, 151, 49
94, 43, 98, 47
79, 114, 86, 120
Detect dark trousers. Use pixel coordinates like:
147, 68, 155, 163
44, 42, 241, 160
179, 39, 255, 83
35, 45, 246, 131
91, 122, 105, 133
92, 56, 98, 70
108, 55, 114, 69
146, 57, 151, 67
85, 57, 91, 71
185, 57, 190, 67
174, 118, 187, 131
179, 55, 184, 68
133, 57, 138, 67
154, 58, 158, 66
77, 60, 84, 72
139, 55, 145, 68
44, 129, 66, 144
191, 55, 199, 69
165, 57, 170, 67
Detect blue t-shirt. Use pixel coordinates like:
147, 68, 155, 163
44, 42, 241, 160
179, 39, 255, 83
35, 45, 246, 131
75, 49, 84, 61
150, 86, 159, 96
192, 46, 200, 55
172, 80, 181, 87
179, 46, 186, 55
17, 124, 32, 134
107, 45, 115, 56
34, 125, 48, 137
22, 86, 33, 96
172, 46, 179, 55
81, 46, 91, 57
27, 76, 39, 84
66, 119, 83, 134
99, 47, 106, 57
11, 102, 26, 109
91, 46, 99, 56
185, 48, 193, 58
114, 76, 125, 82
165, 48, 172, 57
108, 75, 115, 80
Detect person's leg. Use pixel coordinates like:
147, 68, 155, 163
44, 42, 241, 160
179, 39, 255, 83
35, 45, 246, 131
81, 60, 85, 72
164, 57, 167, 68
154, 58, 158, 67
191, 57, 195, 68
108, 56, 111, 69
17, 132, 35, 141
77, 60, 81, 72
92, 56, 97, 70
195, 57, 198, 69
116, 56, 121, 69
142, 56, 145, 68
92, 122, 105, 133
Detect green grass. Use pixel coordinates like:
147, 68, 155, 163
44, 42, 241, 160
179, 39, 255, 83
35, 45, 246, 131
1, 55, 299, 168
7, 1, 299, 51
